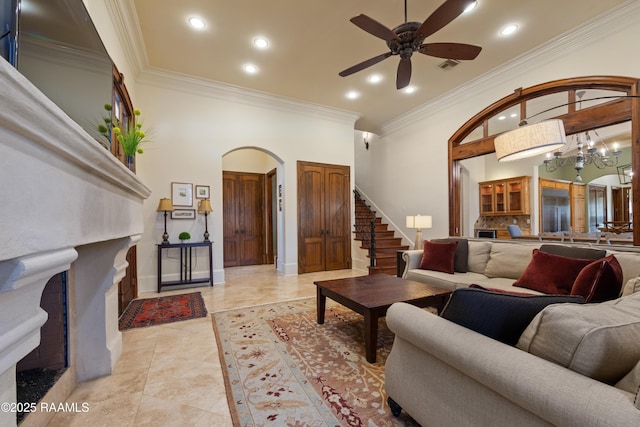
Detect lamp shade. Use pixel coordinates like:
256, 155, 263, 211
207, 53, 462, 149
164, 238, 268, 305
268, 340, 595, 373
198, 199, 212, 214
414, 215, 432, 229
156, 198, 174, 212
406, 215, 415, 228
494, 119, 567, 162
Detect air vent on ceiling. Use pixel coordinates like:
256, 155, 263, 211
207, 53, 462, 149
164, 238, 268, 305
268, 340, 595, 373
438, 59, 461, 71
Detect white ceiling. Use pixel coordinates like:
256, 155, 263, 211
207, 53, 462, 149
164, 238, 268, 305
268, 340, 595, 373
132, 0, 628, 132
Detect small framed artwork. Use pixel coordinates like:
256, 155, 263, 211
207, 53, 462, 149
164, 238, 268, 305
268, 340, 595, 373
171, 209, 195, 220
195, 185, 210, 199
171, 182, 193, 207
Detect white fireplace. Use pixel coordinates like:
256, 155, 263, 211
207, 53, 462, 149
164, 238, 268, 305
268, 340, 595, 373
0, 57, 150, 426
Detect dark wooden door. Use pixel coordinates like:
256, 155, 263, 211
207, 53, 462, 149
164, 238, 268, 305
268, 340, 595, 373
297, 161, 351, 273
119, 246, 137, 315
223, 171, 265, 267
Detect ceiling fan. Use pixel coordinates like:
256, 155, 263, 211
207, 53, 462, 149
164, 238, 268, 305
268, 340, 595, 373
339, 0, 482, 90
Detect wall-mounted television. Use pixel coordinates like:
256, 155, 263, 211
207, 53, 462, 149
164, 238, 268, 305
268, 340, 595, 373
3, 0, 114, 147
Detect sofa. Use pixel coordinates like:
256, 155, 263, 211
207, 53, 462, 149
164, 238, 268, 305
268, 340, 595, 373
401, 239, 640, 298
385, 239, 640, 426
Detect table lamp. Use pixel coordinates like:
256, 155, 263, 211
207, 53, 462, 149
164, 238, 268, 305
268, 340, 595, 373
156, 198, 174, 244
198, 199, 213, 241
406, 214, 432, 250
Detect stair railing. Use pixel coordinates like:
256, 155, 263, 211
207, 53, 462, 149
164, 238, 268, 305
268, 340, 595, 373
353, 190, 376, 268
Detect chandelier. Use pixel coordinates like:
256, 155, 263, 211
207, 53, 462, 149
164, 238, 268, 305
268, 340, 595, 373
543, 130, 621, 181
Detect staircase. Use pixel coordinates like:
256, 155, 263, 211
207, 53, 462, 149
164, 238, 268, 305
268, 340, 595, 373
354, 191, 409, 275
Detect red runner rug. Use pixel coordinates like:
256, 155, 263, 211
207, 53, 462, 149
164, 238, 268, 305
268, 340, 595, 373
119, 292, 207, 330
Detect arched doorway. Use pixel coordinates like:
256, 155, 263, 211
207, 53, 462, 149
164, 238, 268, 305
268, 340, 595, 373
448, 75, 640, 245
222, 147, 283, 267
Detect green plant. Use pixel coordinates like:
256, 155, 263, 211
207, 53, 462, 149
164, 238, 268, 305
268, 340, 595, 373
98, 104, 150, 156
179, 232, 191, 241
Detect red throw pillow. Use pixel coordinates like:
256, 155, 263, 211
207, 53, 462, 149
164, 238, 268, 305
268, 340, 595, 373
571, 255, 623, 303
513, 249, 592, 295
419, 240, 458, 274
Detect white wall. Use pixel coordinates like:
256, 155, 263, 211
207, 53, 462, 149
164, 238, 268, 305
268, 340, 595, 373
355, 2, 640, 242
133, 70, 357, 292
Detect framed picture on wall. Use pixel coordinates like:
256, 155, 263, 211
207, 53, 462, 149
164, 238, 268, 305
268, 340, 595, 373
171, 182, 193, 206
171, 209, 195, 220
195, 185, 210, 199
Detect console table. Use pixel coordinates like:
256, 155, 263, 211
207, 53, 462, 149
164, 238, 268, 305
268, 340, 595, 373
157, 241, 213, 292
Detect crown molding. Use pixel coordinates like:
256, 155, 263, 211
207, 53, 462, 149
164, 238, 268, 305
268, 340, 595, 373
379, 0, 640, 137
137, 67, 361, 126
103, 0, 148, 76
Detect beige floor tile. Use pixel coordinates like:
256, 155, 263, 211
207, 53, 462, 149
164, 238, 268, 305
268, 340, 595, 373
46, 265, 367, 425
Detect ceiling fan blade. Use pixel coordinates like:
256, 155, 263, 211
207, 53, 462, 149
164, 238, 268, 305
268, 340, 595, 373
350, 14, 400, 42
416, 0, 473, 39
339, 52, 392, 77
396, 58, 412, 90
418, 43, 482, 60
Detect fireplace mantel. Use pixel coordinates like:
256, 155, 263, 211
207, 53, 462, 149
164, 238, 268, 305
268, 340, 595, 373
0, 57, 151, 426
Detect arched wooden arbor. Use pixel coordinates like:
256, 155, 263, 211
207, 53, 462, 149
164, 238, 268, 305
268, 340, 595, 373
448, 75, 640, 245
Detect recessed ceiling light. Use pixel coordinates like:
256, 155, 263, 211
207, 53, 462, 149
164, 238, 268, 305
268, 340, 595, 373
188, 16, 206, 30
500, 23, 519, 37
510, 113, 518, 118
346, 91, 360, 100
498, 115, 506, 120
243, 63, 259, 74
367, 74, 382, 84
464, 1, 478, 13
403, 86, 417, 94
253, 37, 269, 49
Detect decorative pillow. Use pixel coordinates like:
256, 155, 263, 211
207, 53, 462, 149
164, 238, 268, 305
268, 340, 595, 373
469, 284, 538, 297
433, 238, 468, 273
419, 240, 458, 274
517, 292, 640, 384
441, 288, 584, 346
513, 249, 592, 295
615, 359, 640, 410
539, 244, 606, 260
483, 243, 537, 280
623, 276, 640, 297
571, 255, 623, 303
467, 241, 492, 274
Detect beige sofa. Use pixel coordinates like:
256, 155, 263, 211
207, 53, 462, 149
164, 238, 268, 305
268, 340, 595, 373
386, 240, 640, 425
385, 289, 640, 426
401, 239, 640, 295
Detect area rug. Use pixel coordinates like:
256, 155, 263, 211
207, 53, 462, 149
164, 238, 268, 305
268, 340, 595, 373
212, 297, 419, 426
119, 292, 207, 330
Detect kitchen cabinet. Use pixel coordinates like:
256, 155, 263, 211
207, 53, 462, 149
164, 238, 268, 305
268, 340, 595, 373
479, 176, 530, 216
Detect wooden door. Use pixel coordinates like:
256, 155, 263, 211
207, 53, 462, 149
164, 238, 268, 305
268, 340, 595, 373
297, 161, 351, 273
223, 171, 265, 267
118, 246, 137, 315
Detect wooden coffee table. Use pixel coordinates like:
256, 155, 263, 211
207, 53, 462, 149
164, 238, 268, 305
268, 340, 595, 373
314, 275, 451, 363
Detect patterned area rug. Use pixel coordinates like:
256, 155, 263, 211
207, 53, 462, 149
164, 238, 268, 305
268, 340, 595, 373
119, 292, 207, 330
212, 297, 419, 426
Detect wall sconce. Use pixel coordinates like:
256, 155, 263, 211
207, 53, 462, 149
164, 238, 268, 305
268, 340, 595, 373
363, 132, 369, 150
406, 214, 432, 250
618, 163, 633, 185
198, 199, 213, 241
156, 198, 174, 244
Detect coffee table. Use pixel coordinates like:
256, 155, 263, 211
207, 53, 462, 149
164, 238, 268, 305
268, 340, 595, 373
314, 275, 451, 363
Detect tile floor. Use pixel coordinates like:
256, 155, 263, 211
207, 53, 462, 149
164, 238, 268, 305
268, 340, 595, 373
46, 265, 365, 426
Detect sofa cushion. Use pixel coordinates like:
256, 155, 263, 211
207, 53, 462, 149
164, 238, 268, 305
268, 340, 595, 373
539, 244, 606, 260
467, 241, 492, 274
441, 288, 584, 346
608, 251, 640, 287
571, 255, 623, 303
483, 243, 537, 280
419, 240, 458, 274
623, 276, 640, 296
517, 292, 640, 384
513, 249, 592, 295
615, 360, 640, 410
433, 238, 468, 273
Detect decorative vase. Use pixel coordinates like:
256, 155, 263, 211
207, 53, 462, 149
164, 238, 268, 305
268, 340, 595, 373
125, 154, 135, 172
